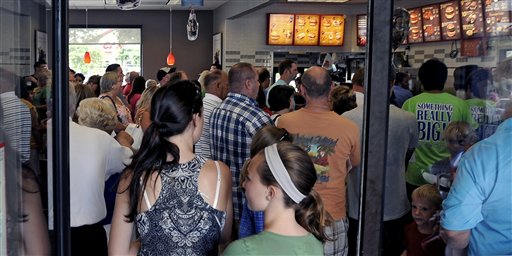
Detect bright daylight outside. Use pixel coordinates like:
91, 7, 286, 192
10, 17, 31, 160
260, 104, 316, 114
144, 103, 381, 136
69, 28, 141, 80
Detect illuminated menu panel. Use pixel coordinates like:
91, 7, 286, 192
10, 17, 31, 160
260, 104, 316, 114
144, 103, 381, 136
319, 15, 345, 46
483, 0, 511, 37
267, 14, 295, 45
294, 14, 320, 46
356, 15, 367, 46
440, 1, 462, 40
460, 0, 485, 39
408, 8, 424, 43
422, 4, 442, 42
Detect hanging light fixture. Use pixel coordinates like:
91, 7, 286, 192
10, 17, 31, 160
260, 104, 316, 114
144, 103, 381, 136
166, 8, 175, 65
83, 9, 91, 64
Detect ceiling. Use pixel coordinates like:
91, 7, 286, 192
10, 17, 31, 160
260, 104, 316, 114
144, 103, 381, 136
66, 0, 367, 10
67, 0, 231, 10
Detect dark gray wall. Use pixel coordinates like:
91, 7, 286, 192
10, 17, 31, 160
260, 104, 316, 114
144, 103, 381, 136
69, 10, 213, 81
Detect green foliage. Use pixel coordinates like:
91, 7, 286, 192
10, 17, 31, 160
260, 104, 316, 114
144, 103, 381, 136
69, 28, 141, 80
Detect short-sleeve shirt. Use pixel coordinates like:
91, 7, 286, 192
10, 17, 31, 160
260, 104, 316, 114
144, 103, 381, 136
209, 92, 272, 221
402, 92, 475, 186
278, 108, 360, 220
224, 231, 323, 256
441, 118, 512, 255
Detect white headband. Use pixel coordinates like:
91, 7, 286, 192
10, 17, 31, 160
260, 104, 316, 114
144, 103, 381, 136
264, 144, 306, 204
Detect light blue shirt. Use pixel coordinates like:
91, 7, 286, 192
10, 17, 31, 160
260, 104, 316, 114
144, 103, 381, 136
441, 118, 512, 255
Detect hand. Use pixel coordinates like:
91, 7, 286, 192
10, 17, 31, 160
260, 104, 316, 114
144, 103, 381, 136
114, 122, 127, 134
116, 131, 134, 147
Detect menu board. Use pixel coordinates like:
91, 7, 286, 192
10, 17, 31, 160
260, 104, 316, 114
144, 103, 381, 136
483, 0, 511, 37
460, 0, 485, 39
319, 15, 345, 46
422, 5, 442, 42
440, 1, 462, 40
267, 14, 295, 45
408, 8, 424, 43
356, 15, 367, 46
294, 14, 320, 46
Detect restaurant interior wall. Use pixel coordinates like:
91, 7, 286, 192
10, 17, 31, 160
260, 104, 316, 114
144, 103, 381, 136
213, 0, 271, 35
395, 36, 511, 90
223, 2, 367, 71
66, 10, 213, 81
1, 1, 48, 76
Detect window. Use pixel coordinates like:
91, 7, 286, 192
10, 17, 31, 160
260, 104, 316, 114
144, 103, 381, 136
69, 27, 141, 80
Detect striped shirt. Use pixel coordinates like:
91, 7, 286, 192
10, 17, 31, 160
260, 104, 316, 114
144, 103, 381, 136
209, 92, 272, 221
195, 93, 222, 159
1, 91, 32, 163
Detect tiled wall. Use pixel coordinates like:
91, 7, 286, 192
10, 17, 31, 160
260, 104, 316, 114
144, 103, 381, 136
0, 14, 32, 76
402, 38, 509, 69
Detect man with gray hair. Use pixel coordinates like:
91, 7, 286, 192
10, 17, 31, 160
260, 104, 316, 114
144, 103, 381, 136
195, 70, 228, 159
278, 66, 360, 256
209, 62, 272, 225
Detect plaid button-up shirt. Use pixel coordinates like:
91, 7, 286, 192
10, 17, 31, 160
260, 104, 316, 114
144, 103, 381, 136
209, 92, 272, 221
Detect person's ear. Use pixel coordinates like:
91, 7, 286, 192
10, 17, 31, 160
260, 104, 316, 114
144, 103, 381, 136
300, 84, 307, 97
265, 186, 277, 201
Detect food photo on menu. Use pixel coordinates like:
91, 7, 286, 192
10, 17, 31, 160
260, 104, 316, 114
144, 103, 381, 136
460, 0, 485, 38
440, 1, 461, 40
294, 14, 320, 46
422, 5, 441, 42
267, 14, 295, 45
483, 0, 510, 36
319, 15, 345, 46
408, 8, 423, 43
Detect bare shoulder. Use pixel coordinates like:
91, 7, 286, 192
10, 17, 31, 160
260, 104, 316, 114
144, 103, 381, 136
201, 160, 231, 182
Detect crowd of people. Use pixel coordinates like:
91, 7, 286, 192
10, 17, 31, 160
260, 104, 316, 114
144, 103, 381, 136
1, 55, 511, 255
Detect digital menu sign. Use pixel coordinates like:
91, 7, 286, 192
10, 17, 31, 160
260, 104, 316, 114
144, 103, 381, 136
440, 1, 462, 40
460, 0, 485, 38
483, 0, 511, 37
294, 14, 320, 46
267, 14, 295, 45
319, 15, 345, 46
422, 5, 442, 42
356, 15, 367, 46
408, 8, 424, 43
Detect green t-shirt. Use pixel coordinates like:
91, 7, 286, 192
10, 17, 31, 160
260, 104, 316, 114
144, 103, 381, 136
402, 92, 475, 186
466, 98, 502, 140
223, 231, 323, 256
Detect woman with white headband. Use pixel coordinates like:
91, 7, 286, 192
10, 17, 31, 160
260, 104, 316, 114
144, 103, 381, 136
225, 141, 331, 255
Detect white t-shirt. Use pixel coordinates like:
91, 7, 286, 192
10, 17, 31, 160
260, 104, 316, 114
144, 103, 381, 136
47, 119, 132, 228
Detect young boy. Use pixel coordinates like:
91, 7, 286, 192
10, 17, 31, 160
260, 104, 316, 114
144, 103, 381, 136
402, 184, 445, 256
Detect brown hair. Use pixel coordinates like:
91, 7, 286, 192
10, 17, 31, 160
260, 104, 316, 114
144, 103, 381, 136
254, 142, 331, 242
330, 85, 357, 115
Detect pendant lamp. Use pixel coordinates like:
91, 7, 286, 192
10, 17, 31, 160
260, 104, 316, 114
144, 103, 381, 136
84, 9, 91, 64
167, 8, 175, 65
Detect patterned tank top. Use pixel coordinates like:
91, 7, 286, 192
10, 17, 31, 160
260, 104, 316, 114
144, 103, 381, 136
136, 156, 226, 255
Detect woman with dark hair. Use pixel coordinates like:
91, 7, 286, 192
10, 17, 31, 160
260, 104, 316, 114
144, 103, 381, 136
109, 81, 233, 255
267, 85, 296, 124
225, 141, 331, 255
86, 75, 102, 97
127, 76, 146, 114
